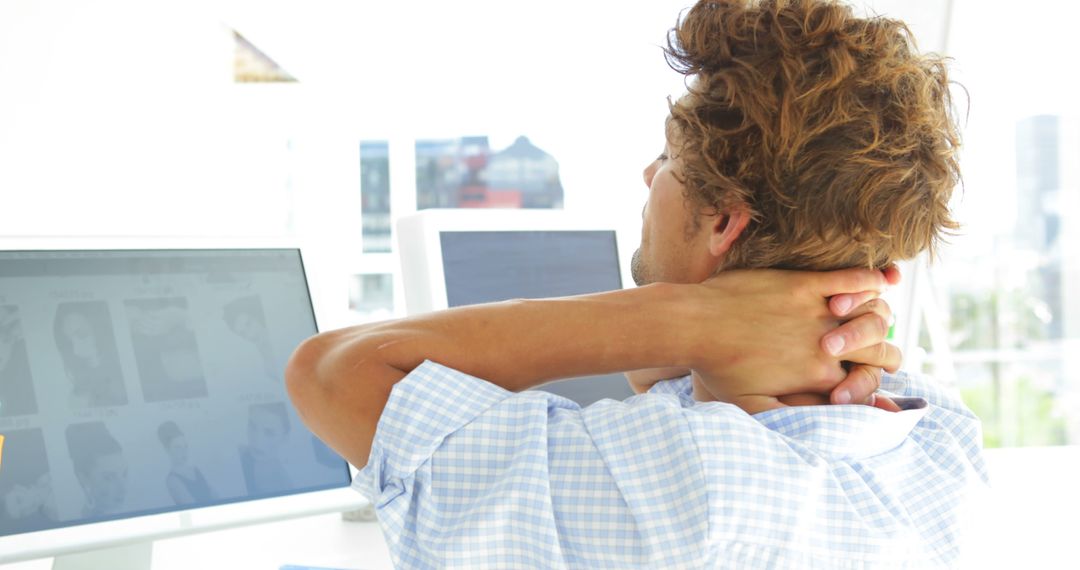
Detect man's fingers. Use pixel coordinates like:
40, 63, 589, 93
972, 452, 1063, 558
809, 267, 888, 297
829, 290, 882, 317
843, 296, 894, 324
842, 341, 902, 373
731, 394, 786, 415
872, 394, 903, 412
822, 311, 892, 357
830, 364, 882, 405
817, 266, 901, 315
882, 264, 902, 286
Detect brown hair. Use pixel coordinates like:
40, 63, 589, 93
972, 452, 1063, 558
665, 0, 960, 271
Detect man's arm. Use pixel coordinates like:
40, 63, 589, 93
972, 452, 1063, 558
287, 283, 697, 467
286, 268, 897, 469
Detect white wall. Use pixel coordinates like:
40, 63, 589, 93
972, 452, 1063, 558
0, 0, 695, 325
0, 0, 692, 239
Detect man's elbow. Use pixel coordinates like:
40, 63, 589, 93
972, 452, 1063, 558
285, 330, 355, 412
283, 327, 404, 469
285, 333, 325, 415
284, 327, 392, 416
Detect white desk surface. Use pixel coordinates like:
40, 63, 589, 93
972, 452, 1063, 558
1, 513, 393, 570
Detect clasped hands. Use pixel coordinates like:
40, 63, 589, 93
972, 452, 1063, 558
629, 267, 903, 415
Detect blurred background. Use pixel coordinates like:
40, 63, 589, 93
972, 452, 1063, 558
1, 0, 1077, 566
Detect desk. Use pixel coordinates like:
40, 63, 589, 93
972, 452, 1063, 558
0, 513, 393, 570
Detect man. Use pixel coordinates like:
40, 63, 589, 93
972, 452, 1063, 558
287, 0, 986, 567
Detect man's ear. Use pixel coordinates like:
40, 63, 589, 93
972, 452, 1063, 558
707, 209, 751, 259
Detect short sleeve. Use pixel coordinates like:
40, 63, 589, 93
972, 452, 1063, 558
353, 361, 587, 568
352, 361, 713, 568
352, 360, 514, 503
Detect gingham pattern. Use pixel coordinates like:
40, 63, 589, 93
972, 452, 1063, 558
355, 361, 987, 569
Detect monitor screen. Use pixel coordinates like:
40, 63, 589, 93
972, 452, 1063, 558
440, 230, 634, 405
0, 249, 350, 539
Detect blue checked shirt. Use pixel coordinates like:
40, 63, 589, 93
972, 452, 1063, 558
354, 361, 988, 569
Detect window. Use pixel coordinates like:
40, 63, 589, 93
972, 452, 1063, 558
415, 136, 563, 210
360, 141, 391, 254
935, 0, 1080, 449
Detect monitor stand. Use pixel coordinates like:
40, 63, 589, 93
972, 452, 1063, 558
53, 541, 152, 570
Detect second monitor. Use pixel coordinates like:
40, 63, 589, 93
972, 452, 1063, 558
398, 209, 635, 406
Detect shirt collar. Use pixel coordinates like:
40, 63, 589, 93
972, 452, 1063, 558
753, 398, 929, 459
648, 376, 929, 459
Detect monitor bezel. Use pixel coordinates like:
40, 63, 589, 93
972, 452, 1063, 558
396, 209, 632, 316
0, 237, 366, 565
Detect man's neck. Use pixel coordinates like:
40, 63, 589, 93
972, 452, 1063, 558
690, 371, 718, 402
690, 370, 831, 409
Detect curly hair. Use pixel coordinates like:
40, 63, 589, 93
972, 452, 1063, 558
665, 0, 960, 271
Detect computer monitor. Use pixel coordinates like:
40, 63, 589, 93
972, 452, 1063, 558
397, 209, 635, 406
0, 242, 363, 570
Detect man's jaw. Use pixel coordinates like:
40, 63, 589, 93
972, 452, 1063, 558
630, 248, 651, 287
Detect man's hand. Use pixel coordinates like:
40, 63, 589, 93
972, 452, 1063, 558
685, 267, 901, 414
821, 264, 902, 409
627, 266, 902, 408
